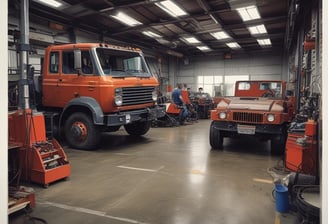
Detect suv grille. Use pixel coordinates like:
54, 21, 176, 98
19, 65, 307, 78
122, 86, 154, 106
233, 112, 263, 123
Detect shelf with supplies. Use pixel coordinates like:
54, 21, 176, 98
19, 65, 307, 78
19, 139, 71, 187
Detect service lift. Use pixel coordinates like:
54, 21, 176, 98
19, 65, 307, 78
8, 0, 70, 214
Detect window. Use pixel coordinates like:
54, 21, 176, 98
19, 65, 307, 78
81, 51, 93, 74
197, 75, 223, 96
238, 82, 251, 90
62, 51, 76, 74
49, 52, 59, 73
224, 75, 249, 96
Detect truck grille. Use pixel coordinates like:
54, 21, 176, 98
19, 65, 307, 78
233, 112, 263, 123
122, 86, 154, 106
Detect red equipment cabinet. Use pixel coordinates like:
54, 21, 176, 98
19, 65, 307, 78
8, 109, 70, 187
285, 120, 318, 176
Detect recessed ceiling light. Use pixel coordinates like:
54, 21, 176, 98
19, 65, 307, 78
183, 37, 201, 44
142, 31, 162, 38
111, 12, 142, 27
210, 31, 230, 40
226, 42, 241, 49
248, 24, 267, 35
34, 0, 62, 8
236, 5, 261, 21
257, 38, 272, 46
197, 46, 211, 51
155, 0, 187, 17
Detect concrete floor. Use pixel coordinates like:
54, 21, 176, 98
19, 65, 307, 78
9, 119, 297, 224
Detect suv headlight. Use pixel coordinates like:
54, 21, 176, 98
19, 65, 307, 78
115, 88, 123, 106
219, 112, 227, 119
267, 114, 275, 122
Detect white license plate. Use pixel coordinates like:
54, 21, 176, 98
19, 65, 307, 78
237, 125, 256, 135
126, 114, 131, 123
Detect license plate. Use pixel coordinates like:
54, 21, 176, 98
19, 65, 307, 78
126, 114, 131, 123
237, 125, 256, 135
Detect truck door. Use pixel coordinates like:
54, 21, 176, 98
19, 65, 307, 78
42, 51, 62, 107
59, 50, 99, 105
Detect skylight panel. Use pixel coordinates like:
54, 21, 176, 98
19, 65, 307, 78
257, 38, 272, 46
183, 37, 201, 44
111, 12, 142, 27
34, 0, 62, 8
210, 31, 230, 40
226, 42, 241, 49
248, 24, 267, 35
155, 0, 187, 17
142, 31, 162, 38
197, 46, 211, 51
236, 5, 260, 21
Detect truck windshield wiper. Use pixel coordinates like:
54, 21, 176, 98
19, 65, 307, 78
125, 70, 150, 77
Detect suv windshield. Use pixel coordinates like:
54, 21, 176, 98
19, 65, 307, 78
96, 48, 151, 77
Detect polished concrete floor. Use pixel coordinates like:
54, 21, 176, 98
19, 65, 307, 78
9, 119, 296, 224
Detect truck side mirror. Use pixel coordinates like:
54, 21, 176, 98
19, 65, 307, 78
74, 49, 82, 75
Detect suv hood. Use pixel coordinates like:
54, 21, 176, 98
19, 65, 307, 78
227, 97, 282, 112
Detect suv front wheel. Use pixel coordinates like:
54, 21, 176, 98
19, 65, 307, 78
210, 122, 224, 149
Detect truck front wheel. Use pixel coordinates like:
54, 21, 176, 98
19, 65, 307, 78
210, 122, 224, 149
124, 121, 151, 136
64, 112, 100, 150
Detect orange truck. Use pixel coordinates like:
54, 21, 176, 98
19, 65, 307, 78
210, 80, 296, 154
34, 43, 165, 150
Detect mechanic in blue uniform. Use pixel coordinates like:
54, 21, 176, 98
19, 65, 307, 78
172, 83, 190, 124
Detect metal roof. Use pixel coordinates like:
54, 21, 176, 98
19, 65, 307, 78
9, 0, 288, 57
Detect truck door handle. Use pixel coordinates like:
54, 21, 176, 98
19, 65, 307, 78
88, 81, 96, 91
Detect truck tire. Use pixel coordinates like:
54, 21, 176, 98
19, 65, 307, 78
270, 133, 286, 155
210, 122, 224, 149
64, 112, 100, 150
124, 121, 151, 136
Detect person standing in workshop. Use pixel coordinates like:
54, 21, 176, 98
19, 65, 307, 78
172, 83, 190, 125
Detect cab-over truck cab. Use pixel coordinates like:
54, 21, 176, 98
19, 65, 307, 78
39, 43, 165, 150
209, 80, 295, 154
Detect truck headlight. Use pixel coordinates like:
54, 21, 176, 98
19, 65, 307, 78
152, 89, 158, 102
219, 112, 226, 119
267, 114, 275, 122
115, 88, 123, 106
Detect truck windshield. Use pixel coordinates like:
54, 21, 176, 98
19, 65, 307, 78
96, 48, 151, 77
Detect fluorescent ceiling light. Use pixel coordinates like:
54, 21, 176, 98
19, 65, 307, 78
226, 42, 241, 49
236, 5, 260, 21
111, 12, 142, 27
155, 0, 187, 17
183, 37, 201, 44
211, 31, 230, 40
142, 31, 162, 38
257, 38, 272, 46
34, 0, 62, 8
197, 46, 211, 51
248, 24, 267, 35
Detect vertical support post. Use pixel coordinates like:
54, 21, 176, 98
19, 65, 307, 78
18, 0, 30, 109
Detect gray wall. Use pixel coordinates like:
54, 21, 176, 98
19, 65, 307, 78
172, 54, 284, 96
